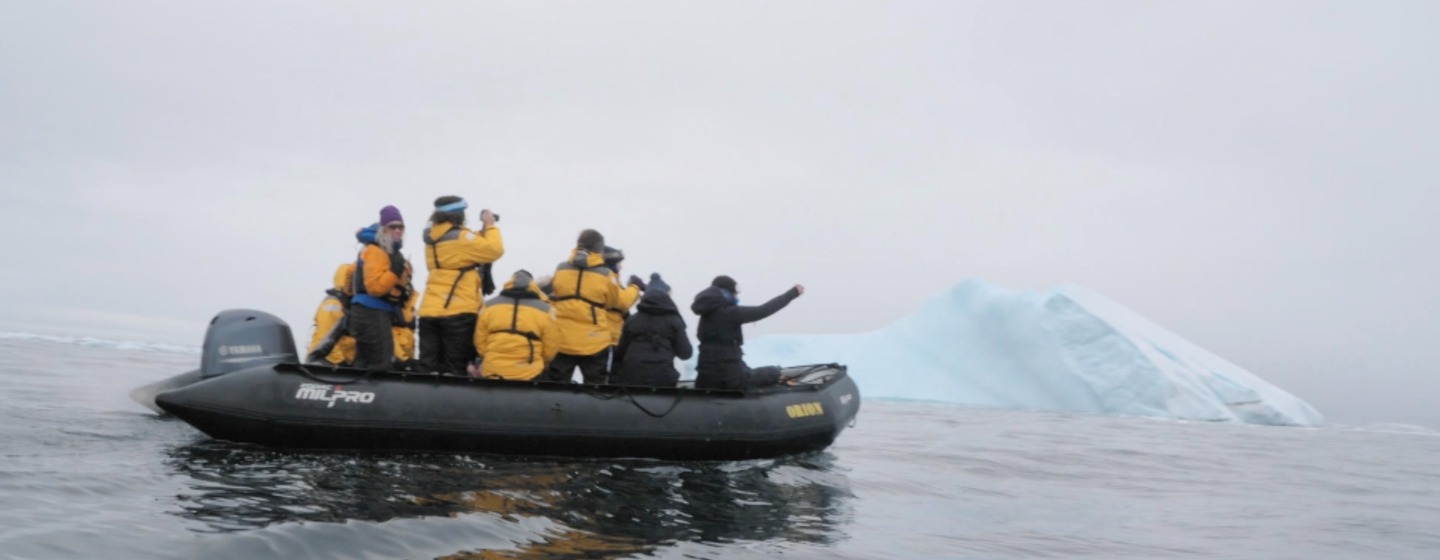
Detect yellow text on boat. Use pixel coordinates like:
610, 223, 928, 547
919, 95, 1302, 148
786, 402, 824, 419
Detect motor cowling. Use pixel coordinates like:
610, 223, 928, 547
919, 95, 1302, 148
200, 309, 299, 377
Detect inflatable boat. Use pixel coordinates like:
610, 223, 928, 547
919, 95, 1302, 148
137, 310, 861, 461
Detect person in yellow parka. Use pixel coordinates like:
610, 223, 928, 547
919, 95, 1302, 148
418, 196, 503, 375
540, 229, 621, 384
306, 263, 357, 366
470, 270, 560, 381
350, 205, 412, 371
391, 284, 420, 368
600, 246, 645, 348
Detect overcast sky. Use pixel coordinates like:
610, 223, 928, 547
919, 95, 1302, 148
2, 1, 1436, 427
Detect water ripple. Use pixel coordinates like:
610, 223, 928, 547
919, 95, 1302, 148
4, 341, 1440, 559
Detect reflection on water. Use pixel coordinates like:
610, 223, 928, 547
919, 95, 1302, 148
166, 443, 852, 558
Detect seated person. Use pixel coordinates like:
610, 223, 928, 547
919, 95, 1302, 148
691, 275, 804, 391
611, 273, 692, 387
471, 270, 561, 381
600, 246, 644, 349
306, 263, 357, 365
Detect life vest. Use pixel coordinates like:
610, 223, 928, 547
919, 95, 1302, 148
486, 294, 549, 364
551, 251, 612, 325
352, 244, 408, 311
422, 225, 497, 309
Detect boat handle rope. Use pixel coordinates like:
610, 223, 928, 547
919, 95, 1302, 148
623, 389, 684, 418
579, 384, 684, 417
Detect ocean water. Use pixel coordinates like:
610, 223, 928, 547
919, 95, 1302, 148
1, 335, 1438, 559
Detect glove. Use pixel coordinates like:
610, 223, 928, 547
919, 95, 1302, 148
390, 254, 408, 276
627, 274, 646, 291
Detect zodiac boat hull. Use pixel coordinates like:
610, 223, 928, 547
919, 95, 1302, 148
156, 363, 860, 461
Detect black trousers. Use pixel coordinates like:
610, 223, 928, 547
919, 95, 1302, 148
418, 313, 477, 375
540, 348, 611, 384
695, 361, 782, 391
748, 365, 783, 388
349, 305, 394, 372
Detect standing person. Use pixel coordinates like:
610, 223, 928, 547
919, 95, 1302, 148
691, 276, 804, 391
350, 205, 412, 371
611, 273, 692, 387
471, 270, 560, 380
417, 196, 503, 375
306, 263, 357, 365
601, 246, 644, 366
542, 229, 621, 384
392, 283, 420, 370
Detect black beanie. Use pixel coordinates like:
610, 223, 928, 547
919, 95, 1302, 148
711, 275, 737, 293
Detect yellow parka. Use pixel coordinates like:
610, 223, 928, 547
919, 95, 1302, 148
419, 223, 504, 318
308, 263, 357, 366
473, 279, 560, 380
393, 286, 420, 360
550, 249, 621, 356
605, 276, 641, 345
355, 244, 409, 306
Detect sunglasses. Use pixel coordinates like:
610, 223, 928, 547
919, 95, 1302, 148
385, 223, 405, 230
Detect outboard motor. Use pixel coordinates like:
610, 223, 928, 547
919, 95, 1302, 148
200, 309, 299, 377
131, 308, 300, 414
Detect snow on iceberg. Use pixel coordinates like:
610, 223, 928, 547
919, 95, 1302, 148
733, 279, 1322, 427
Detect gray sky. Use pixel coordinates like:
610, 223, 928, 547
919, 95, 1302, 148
2, 1, 1436, 427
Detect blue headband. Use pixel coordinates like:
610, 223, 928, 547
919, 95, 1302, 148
436, 200, 468, 212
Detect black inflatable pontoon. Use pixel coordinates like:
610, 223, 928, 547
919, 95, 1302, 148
142, 309, 861, 461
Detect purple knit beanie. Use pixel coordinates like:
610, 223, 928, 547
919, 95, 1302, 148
379, 205, 403, 225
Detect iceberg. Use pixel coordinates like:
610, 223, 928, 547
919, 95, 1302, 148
718, 279, 1322, 427
0, 331, 200, 355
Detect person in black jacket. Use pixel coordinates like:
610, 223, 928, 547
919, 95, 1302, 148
611, 273, 693, 387
690, 275, 804, 391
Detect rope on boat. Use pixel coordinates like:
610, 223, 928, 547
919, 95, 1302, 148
578, 384, 685, 418
780, 363, 840, 385
622, 388, 684, 418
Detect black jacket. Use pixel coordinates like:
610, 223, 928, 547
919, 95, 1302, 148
690, 285, 800, 390
612, 287, 692, 387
